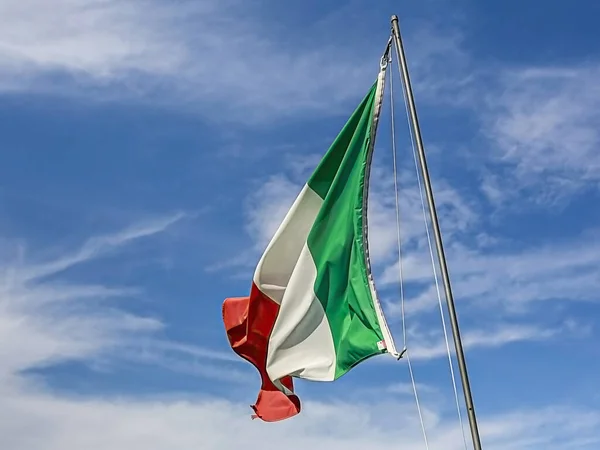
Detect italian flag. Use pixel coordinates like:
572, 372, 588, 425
222, 63, 399, 422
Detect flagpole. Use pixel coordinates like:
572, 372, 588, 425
390, 14, 483, 450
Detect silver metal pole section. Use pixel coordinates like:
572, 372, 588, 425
390, 14, 483, 450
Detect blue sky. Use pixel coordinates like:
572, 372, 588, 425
1, 0, 599, 448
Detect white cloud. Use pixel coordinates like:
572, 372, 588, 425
407, 323, 557, 361
482, 65, 600, 202
0, 387, 598, 450
0, 0, 389, 122
383, 230, 600, 315
0, 214, 240, 385
0, 0, 187, 77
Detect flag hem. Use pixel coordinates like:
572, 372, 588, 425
361, 60, 400, 359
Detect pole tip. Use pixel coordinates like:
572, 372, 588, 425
391, 14, 399, 22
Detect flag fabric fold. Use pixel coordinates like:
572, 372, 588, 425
223, 57, 398, 422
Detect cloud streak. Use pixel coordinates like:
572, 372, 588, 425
407, 323, 557, 361
0, 214, 240, 386
16, 212, 187, 282
383, 229, 600, 316
0, 0, 391, 122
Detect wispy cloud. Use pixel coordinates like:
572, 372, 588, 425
117, 343, 251, 384
0, 389, 598, 450
383, 229, 600, 315
407, 323, 558, 361
0, 214, 240, 385
0, 0, 391, 122
16, 212, 186, 282
481, 64, 600, 203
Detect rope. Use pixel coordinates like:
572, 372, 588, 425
388, 52, 430, 450
392, 41, 469, 450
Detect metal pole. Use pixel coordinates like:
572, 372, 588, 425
390, 14, 483, 450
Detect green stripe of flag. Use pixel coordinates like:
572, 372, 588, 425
305, 80, 385, 379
